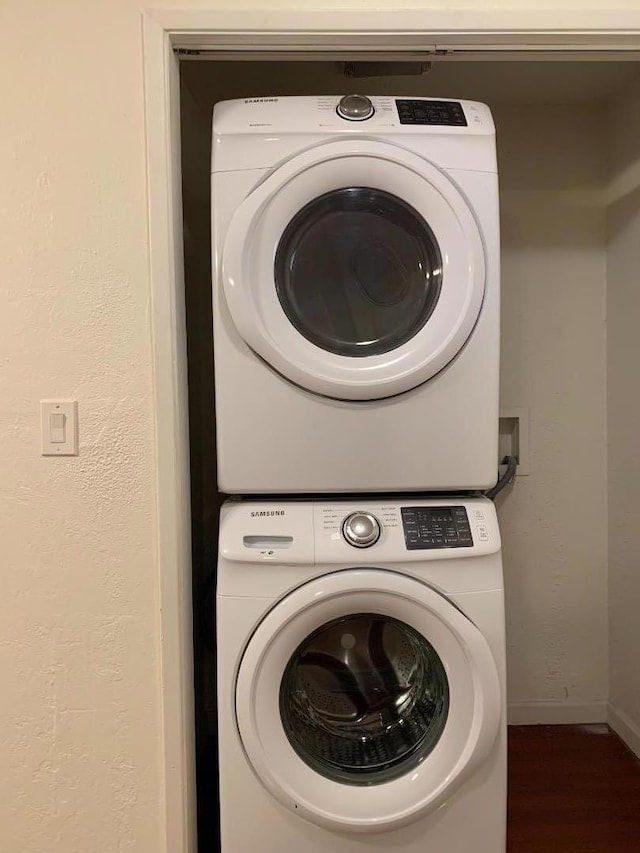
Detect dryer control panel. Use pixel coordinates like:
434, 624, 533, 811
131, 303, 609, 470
212, 95, 494, 136
396, 99, 467, 126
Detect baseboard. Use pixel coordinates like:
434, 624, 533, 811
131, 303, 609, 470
507, 701, 608, 726
608, 703, 640, 758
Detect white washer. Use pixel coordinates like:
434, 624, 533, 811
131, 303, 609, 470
217, 496, 506, 852
211, 95, 500, 494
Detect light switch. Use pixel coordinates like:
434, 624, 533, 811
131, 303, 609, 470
41, 400, 78, 455
50, 412, 66, 443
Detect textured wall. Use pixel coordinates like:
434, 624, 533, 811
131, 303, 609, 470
495, 105, 609, 720
0, 2, 162, 851
607, 79, 640, 739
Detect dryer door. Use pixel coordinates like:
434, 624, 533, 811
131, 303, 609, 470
235, 569, 501, 833
222, 139, 486, 400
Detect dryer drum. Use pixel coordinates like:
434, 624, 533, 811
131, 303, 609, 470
279, 613, 449, 785
274, 187, 443, 358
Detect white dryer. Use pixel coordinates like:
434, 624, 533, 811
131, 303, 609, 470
217, 496, 506, 853
211, 95, 500, 493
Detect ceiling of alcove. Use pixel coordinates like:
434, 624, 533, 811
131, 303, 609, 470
181, 60, 640, 106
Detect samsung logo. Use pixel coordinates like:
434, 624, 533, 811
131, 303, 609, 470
245, 98, 278, 104
250, 510, 285, 517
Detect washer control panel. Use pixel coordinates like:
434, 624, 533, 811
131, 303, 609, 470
221, 498, 499, 564
400, 506, 473, 550
342, 511, 381, 548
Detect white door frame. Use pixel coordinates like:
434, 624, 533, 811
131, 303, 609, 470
141, 9, 640, 852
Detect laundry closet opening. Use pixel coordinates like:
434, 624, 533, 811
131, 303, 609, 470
178, 55, 640, 850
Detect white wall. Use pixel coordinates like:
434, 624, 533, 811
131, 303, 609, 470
607, 78, 640, 753
0, 1, 637, 850
495, 104, 609, 722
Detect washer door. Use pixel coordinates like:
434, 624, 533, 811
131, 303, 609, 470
222, 139, 485, 400
235, 569, 501, 833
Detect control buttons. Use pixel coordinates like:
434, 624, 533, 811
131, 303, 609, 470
337, 94, 374, 121
401, 506, 474, 550
396, 99, 467, 126
342, 512, 381, 548
476, 524, 489, 542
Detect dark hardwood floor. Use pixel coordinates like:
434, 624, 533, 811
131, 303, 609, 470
508, 725, 640, 852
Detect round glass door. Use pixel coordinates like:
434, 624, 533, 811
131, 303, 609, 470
280, 613, 449, 785
274, 189, 442, 358
222, 139, 486, 400
235, 569, 501, 833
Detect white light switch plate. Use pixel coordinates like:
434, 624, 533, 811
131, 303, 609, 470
41, 400, 78, 456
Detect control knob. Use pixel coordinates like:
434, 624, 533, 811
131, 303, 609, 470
342, 512, 381, 548
336, 94, 375, 121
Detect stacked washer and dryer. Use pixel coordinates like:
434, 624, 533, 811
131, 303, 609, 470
211, 94, 506, 852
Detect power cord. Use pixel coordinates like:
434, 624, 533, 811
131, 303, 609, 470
484, 455, 518, 501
